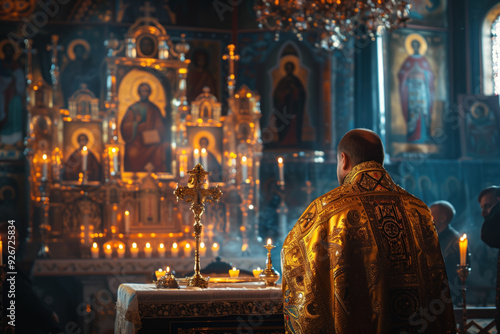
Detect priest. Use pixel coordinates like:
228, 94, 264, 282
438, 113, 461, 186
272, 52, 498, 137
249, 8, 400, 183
282, 129, 456, 333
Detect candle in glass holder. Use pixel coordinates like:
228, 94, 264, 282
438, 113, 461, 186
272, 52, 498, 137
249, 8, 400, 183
459, 234, 468, 266
144, 242, 152, 258
184, 243, 191, 257
171, 242, 179, 257
117, 244, 125, 259
200, 242, 207, 257
91, 242, 99, 259
104, 244, 112, 259
229, 267, 240, 278
158, 243, 166, 257
155, 268, 165, 280
212, 242, 219, 257
131, 242, 139, 258
253, 267, 263, 278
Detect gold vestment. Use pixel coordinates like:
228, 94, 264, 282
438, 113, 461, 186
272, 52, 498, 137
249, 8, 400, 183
282, 161, 456, 333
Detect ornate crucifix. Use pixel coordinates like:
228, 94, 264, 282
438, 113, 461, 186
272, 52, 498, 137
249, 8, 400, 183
222, 44, 239, 97
174, 164, 222, 288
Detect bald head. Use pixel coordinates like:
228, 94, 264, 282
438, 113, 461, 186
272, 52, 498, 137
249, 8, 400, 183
338, 129, 385, 166
336, 129, 385, 185
429, 201, 456, 233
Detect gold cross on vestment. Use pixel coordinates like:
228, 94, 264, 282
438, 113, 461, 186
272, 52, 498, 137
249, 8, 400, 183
174, 164, 222, 288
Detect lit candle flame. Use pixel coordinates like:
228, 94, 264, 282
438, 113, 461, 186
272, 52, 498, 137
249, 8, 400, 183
267, 238, 272, 245
106, 244, 111, 250
132, 242, 137, 249
159, 243, 164, 249
278, 157, 283, 164
173, 242, 178, 249
166, 266, 170, 273
92, 242, 98, 249
200, 242, 205, 248
119, 244, 124, 250
146, 242, 151, 249
185, 243, 190, 249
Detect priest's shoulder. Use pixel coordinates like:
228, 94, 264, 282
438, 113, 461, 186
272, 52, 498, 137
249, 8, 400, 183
395, 184, 430, 211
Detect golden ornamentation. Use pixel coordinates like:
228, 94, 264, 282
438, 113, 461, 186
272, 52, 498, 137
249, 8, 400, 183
174, 164, 222, 288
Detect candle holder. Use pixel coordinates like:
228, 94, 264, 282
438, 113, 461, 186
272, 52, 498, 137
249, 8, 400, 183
155, 271, 180, 289
174, 164, 222, 288
259, 242, 280, 286
456, 264, 471, 333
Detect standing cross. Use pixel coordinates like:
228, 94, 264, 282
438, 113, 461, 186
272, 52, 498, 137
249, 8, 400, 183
174, 164, 222, 288
139, 1, 155, 19
222, 44, 240, 96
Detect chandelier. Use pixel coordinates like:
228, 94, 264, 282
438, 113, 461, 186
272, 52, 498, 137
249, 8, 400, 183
254, 0, 411, 51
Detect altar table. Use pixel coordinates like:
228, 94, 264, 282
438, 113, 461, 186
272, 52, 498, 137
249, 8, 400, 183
115, 282, 284, 333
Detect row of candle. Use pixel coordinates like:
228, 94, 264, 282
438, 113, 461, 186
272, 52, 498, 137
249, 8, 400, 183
91, 241, 220, 259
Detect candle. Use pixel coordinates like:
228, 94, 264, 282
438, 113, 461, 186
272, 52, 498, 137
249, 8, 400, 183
179, 151, 188, 177
155, 268, 165, 280
144, 242, 152, 258
42, 154, 48, 179
184, 243, 192, 257
278, 157, 284, 185
82, 146, 88, 171
171, 242, 179, 257
267, 238, 272, 246
253, 267, 263, 278
241, 156, 248, 182
459, 234, 468, 266
200, 242, 207, 257
111, 147, 119, 173
124, 210, 130, 234
104, 244, 112, 259
91, 242, 99, 259
201, 148, 208, 168
194, 148, 200, 165
158, 243, 166, 257
117, 244, 125, 259
166, 266, 171, 273
229, 267, 240, 278
131, 242, 139, 258
212, 242, 219, 257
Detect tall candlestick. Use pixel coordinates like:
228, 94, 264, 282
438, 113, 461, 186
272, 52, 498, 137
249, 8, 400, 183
459, 234, 468, 266
278, 157, 284, 186
199, 242, 207, 257
158, 243, 166, 257
241, 156, 248, 182
91, 242, 99, 259
104, 244, 112, 259
171, 242, 179, 257
124, 210, 130, 234
144, 242, 152, 258
211, 242, 219, 257
111, 147, 119, 173
201, 148, 208, 168
193, 149, 200, 165
130, 242, 139, 258
82, 146, 88, 172
42, 154, 48, 179
117, 244, 125, 259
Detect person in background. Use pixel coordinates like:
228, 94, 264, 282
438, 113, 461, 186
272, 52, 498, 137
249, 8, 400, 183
430, 200, 463, 305
282, 129, 455, 333
479, 186, 500, 331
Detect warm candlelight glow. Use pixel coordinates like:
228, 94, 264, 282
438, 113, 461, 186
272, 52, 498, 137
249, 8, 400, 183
166, 266, 170, 273
42, 154, 48, 179
212, 242, 219, 257
82, 146, 88, 171
171, 242, 179, 257
144, 242, 152, 258
459, 234, 468, 266
267, 238, 272, 245
131, 242, 139, 258
184, 243, 192, 257
117, 244, 125, 259
155, 268, 164, 280
278, 157, 284, 185
278, 157, 283, 164
241, 156, 248, 181
104, 244, 112, 259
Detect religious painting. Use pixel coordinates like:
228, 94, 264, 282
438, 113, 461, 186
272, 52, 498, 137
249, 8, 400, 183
186, 39, 222, 104
62, 120, 104, 183
388, 29, 448, 157
186, 126, 223, 183
458, 94, 500, 158
117, 68, 173, 178
408, 0, 447, 28
0, 39, 25, 158
60, 38, 101, 108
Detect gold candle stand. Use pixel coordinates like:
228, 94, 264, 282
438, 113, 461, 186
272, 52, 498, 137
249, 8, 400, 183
174, 164, 222, 288
456, 264, 470, 333
259, 241, 280, 286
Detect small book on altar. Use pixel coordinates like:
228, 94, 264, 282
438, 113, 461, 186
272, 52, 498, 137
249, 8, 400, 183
142, 130, 160, 145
